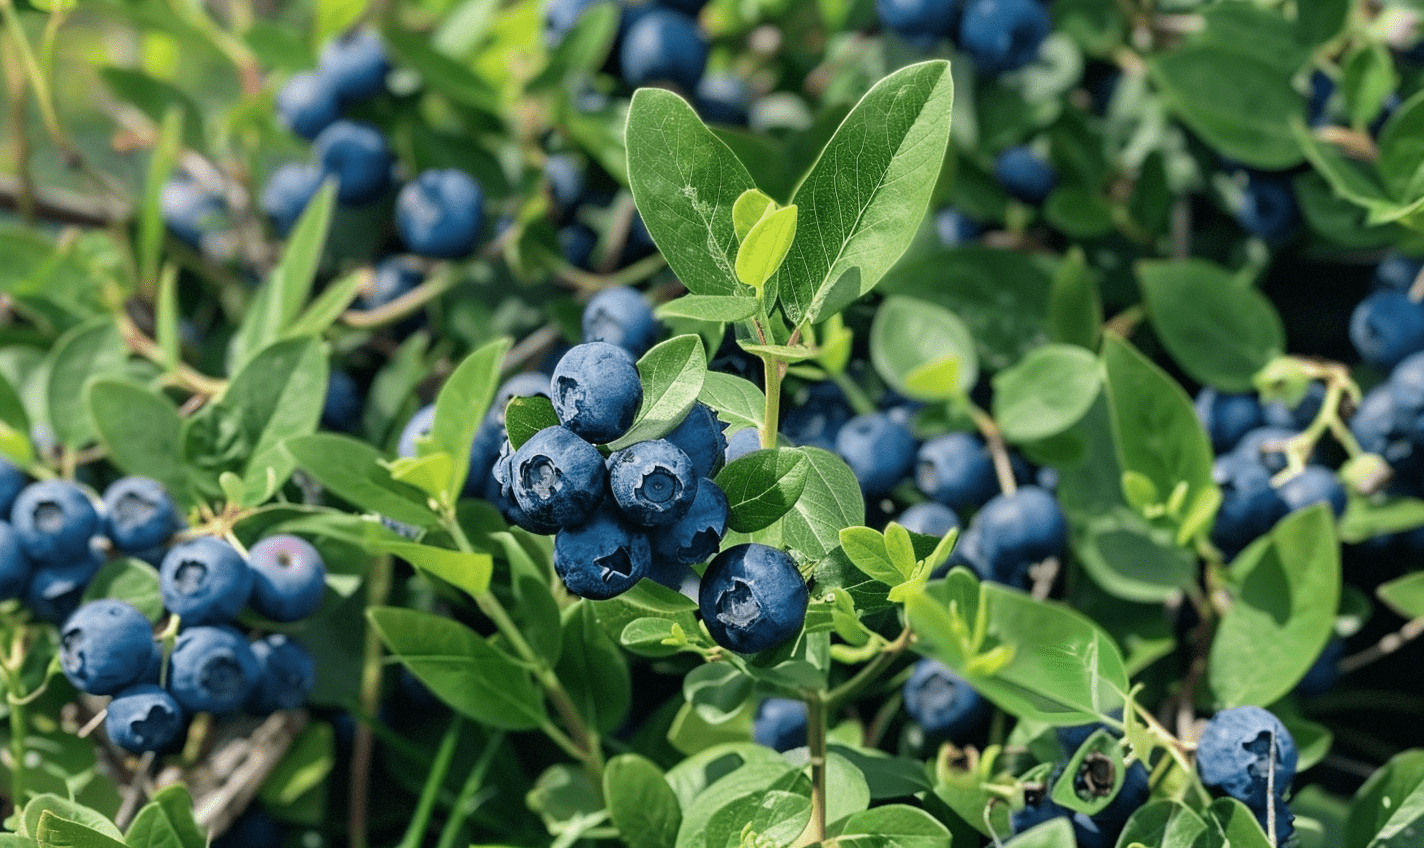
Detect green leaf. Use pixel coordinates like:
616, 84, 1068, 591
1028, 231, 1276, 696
776, 447, 864, 559
86, 379, 189, 507
1116, 799, 1211, 848
315, 0, 366, 45
625, 88, 757, 297
1072, 505, 1198, 604
604, 755, 683, 848
46, 319, 128, 449
1149, 46, 1305, 170
715, 448, 809, 533
907, 574, 1129, 726
528, 2, 618, 91
427, 337, 510, 500
1209, 505, 1342, 708
83, 558, 163, 622
735, 205, 797, 291
776, 60, 954, 324
506, 395, 560, 450
124, 785, 204, 848
1047, 247, 1101, 350
36, 813, 127, 848
654, 295, 758, 323
1296, 0, 1349, 46
1377, 90, 1424, 203
228, 180, 337, 372
1101, 334, 1218, 543
1192, 1, 1310, 75
226, 337, 329, 505
732, 189, 775, 242
1050, 729, 1125, 815
607, 334, 707, 449
154, 264, 180, 371
1291, 121, 1424, 228
555, 602, 631, 734
870, 296, 976, 400
992, 344, 1100, 443
675, 760, 804, 848
367, 606, 547, 730
1378, 572, 1424, 619
1138, 259, 1284, 392
698, 372, 764, 432
23, 797, 123, 842
1209, 798, 1274, 848
1342, 44, 1396, 131
259, 723, 334, 807
0, 367, 32, 466
1003, 817, 1076, 847
284, 268, 364, 339
839, 525, 912, 587
381, 27, 499, 113
368, 540, 493, 597
284, 434, 440, 527
1346, 749, 1424, 848
138, 109, 183, 290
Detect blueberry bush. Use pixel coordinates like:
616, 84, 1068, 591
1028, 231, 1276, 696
2, 0, 1424, 846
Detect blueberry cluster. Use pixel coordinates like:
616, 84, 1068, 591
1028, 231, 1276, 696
67, 530, 324, 754
1195, 707, 1298, 844
876, 0, 1049, 74
1009, 712, 1152, 848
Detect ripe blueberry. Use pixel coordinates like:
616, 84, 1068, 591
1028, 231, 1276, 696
396, 169, 484, 259
552, 342, 643, 443
0, 521, 31, 601
318, 29, 388, 103
876, 0, 958, 41
974, 486, 1067, 587
619, 8, 708, 93
581, 286, 658, 357
553, 503, 651, 600
1237, 174, 1298, 241
897, 502, 960, 537
1354, 291, 1424, 369
935, 208, 982, 246
159, 536, 254, 626
0, 457, 25, 517
10, 479, 100, 565
168, 625, 262, 715
1274, 465, 1346, 517
835, 412, 917, 499
696, 73, 752, 125
276, 71, 341, 140
510, 426, 608, 528
663, 402, 728, 480
247, 634, 317, 714
753, 698, 807, 752
1195, 705, 1297, 810
903, 657, 988, 737
1195, 389, 1264, 454
60, 599, 154, 695
959, 0, 1050, 75
1210, 454, 1289, 557
106, 684, 185, 753
609, 439, 698, 527
160, 174, 227, 249
995, 146, 1057, 205
322, 370, 363, 432
652, 477, 728, 565
915, 432, 999, 511
248, 534, 327, 622
261, 163, 324, 236
102, 476, 181, 553
724, 427, 762, 464
313, 120, 393, 204
699, 543, 808, 655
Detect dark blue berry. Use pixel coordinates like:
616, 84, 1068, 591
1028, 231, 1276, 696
915, 432, 999, 511
247, 634, 317, 714
396, 169, 484, 259
276, 71, 341, 140
699, 543, 808, 655
168, 625, 262, 715
511, 426, 608, 528
651, 477, 728, 565
960, 0, 1050, 75
10, 479, 100, 565
974, 486, 1067, 586
835, 412, 917, 499
317, 29, 388, 103
552, 342, 643, 443
60, 599, 154, 695
662, 402, 727, 480
0, 522, 29, 601
1275, 465, 1346, 517
261, 163, 324, 236
102, 477, 180, 553
159, 537, 253, 626
553, 503, 650, 600
619, 8, 707, 93
1195, 706, 1297, 810
582, 287, 658, 357
248, 534, 327, 622
897, 502, 960, 537
106, 684, 185, 753
1352, 291, 1424, 369
1195, 389, 1264, 453
313, 120, 393, 205
753, 698, 807, 751
903, 657, 988, 737
995, 146, 1057, 204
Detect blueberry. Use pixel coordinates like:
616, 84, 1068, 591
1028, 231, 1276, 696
466, 417, 505, 499
10, 480, 100, 565
1010, 785, 1071, 835
876, 0, 958, 41
544, 154, 585, 215
782, 394, 852, 453
105, 684, 185, 753
1351, 291, 1424, 369
1352, 386, 1422, 473
915, 432, 999, 511
322, 370, 363, 432
1391, 351, 1424, 442
552, 342, 643, 443
247, 534, 327, 622
261, 163, 324, 236
696, 73, 752, 125
974, 486, 1067, 586
663, 403, 727, 480
753, 698, 807, 751
937, 522, 987, 578
160, 174, 227, 248
490, 439, 561, 534
619, 8, 708, 93
582, 286, 658, 357
700, 543, 808, 655
724, 428, 762, 464
608, 439, 698, 526
168, 625, 262, 715
560, 222, 599, 270
1274, 465, 1346, 517
159, 537, 254, 626
959, 0, 1050, 75
396, 169, 484, 259
652, 477, 728, 565
545, 0, 600, 45
511, 426, 608, 527
60, 600, 154, 695
935, 208, 982, 246
1211, 454, 1289, 557
317, 29, 388, 103
1195, 705, 1297, 810
24, 565, 91, 624
276, 71, 342, 140
0, 522, 30, 601
897, 502, 960, 537
1374, 253, 1424, 291
995, 146, 1057, 205
1306, 69, 1334, 127
1293, 634, 1346, 699
553, 503, 651, 599
397, 404, 437, 458
247, 634, 317, 714
1238, 174, 1298, 241
903, 657, 988, 737
1195, 389, 1264, 453
1232, 426, 1299, 475
620, 213, 658, 265
1054, 710, 1123, 757
0, 457, 25, 517
102, 477, 181, 553
835, 412, 917, 499
313, 120, 393, 204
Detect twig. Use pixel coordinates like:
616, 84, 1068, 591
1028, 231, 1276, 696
967, 405, 1017, 496
1338, 616, 1424, 674
1029, 557, 1059, 601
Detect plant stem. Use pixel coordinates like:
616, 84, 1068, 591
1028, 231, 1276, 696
5, 687, 26, 812
826, 626, 912, 712
760, 351, 783, 450
350, 554, 393, 848
804, 694, 828, 844
398, 715, 464, 848
967, 404, 1017, 495
435, 730, 506, 848
1339, 616, 1424, 674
